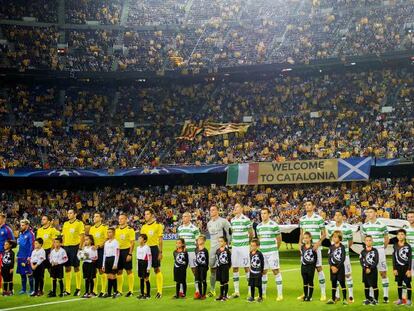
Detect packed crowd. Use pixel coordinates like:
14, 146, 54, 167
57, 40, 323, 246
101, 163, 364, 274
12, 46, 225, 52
0, 1, 413, 72
65, 0, 122, 24
0, 0, 57, 23
0, 178, 412, 234
0, 68, 413, 169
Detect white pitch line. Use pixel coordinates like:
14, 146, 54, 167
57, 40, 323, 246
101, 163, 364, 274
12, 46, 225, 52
1, 298, 85, 311
1, 260, 361, 311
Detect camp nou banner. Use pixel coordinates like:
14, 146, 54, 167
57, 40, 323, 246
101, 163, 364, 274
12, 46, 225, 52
226, 157, 372, 185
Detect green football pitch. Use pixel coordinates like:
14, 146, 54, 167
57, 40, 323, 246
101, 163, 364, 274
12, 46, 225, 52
0, 241, 403, 310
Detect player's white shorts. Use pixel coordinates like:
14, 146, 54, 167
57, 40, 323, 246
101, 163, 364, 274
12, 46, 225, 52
316, 247, 322, 267
263, 252, 280, 270
376, 247, 387, 272
344, 255, 352, 275
231, 246, 250, 268
188, 251, 196, 268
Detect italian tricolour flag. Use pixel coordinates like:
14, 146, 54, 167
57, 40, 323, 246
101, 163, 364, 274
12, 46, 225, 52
227, 163, 260, 185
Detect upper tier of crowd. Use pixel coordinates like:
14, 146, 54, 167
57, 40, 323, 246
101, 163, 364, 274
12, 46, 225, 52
0, 68, 413, 169
0, 0, 413, 72
0, 178, 412, 233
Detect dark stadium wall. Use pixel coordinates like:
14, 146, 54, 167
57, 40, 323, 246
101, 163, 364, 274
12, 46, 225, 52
0, 163, 412, 190
1, 50, 413, 88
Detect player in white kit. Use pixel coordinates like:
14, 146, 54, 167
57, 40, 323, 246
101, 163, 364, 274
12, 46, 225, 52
230, 203, 253, 298
256, 207, 283, 301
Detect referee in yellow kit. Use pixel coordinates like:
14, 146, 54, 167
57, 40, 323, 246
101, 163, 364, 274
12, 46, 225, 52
62, 209, 85, 296
89, 212, 108, 297
115, 213, 135, 297
36, 215, 60, 294
140, 208, 164, 299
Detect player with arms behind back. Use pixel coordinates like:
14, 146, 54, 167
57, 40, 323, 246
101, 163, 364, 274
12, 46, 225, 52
256, 207, 283, 300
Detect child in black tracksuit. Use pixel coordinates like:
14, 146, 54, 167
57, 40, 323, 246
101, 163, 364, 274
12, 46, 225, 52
360, 235, 379, 305
393, 229, 412, 305
195, 235, 209, 299
215, 236, 231, 301
1, 240, 16, 296
327, 231, 346, 305
248, 239, 264, 302
300, 232, 317, 302
173, 238, 189, 299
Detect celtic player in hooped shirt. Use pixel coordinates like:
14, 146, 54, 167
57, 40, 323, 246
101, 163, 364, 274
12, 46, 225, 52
177, 212, 200, 297
326, 210, 354, 302
298, 200, 327, 301
230, 203, 253, 298
256, 207, 283, 300
361, 206, 390, 303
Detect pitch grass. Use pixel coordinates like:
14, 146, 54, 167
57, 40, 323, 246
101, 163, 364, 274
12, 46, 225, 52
0, 241, 401, 310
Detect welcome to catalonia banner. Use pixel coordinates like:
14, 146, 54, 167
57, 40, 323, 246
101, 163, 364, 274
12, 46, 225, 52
226, 157, 372, 186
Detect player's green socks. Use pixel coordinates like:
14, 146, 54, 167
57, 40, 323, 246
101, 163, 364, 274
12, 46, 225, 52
156, 272, 163, 294
101, 274, 107, 293
128, 273, 134, 293
65, 271, 72, 293
75, 270, 82, 290
117, 274, 124, 293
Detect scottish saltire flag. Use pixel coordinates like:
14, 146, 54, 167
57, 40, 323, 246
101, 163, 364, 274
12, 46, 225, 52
337, 157, 372, 181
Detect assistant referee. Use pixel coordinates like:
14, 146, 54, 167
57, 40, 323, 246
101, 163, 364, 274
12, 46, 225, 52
140, 208, 164, 299
62, 209, 85, 296
36, 215, 60, 294
115, 213, 135, 297
89, 212, 108, 296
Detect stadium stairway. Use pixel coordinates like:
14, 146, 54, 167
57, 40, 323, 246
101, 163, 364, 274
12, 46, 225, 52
57, 0, 65, 26
120, 0, 131, 27
184, 0, 195, 23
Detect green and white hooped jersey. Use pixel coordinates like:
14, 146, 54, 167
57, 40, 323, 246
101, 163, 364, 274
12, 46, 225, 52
256, 220, 281, 253
403, 225, 414, 259
231, 214, 252, 247
299, 213, 325, 243
361, 220, 388, 248
177, 223, 200, 252
326, 222, 353, 255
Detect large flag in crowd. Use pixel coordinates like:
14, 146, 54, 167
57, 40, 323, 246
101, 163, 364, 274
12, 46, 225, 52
176, 121, 250, 140
203, 122, 250, 136
176, 121, 203, 140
